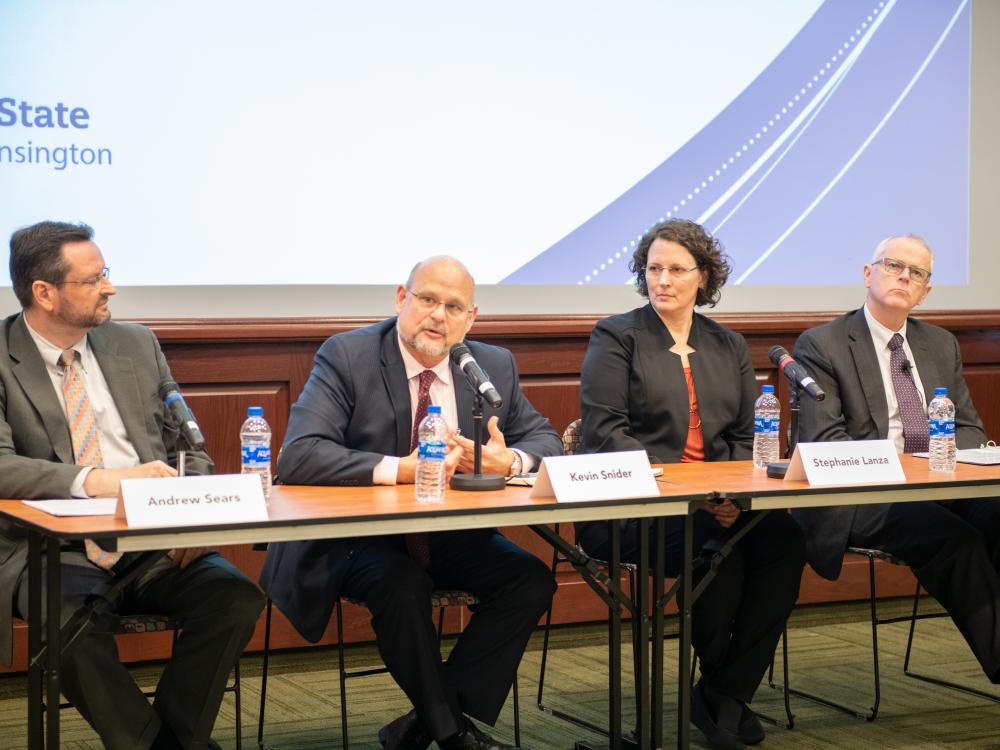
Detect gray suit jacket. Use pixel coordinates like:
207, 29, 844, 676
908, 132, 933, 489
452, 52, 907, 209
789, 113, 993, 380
0, 313, 212, 665
260, 317, 562, 642
792, 308, 986, 580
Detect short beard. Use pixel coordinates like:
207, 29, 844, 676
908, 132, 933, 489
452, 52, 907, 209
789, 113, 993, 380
403, 330, 448, 359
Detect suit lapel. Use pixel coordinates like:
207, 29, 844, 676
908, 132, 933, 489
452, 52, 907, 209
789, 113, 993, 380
88, 326, 154, 461
906, 320, 941, 403
380, 325, 414, 455
8, 315, 74, 464
639, 305, 688, 450
847, 309, 889, 438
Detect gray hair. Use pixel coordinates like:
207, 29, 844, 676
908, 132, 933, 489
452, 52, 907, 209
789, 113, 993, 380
871, 234, 935, 270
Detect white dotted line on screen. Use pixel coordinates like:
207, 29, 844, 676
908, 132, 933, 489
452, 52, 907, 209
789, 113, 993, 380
577, 1, 886, 284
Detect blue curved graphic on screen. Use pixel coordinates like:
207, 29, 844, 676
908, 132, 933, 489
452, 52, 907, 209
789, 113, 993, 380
501, 0, 969, 286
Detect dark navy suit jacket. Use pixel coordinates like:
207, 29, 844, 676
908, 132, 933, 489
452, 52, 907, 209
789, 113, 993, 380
792, 308, 986, 580
259, 317, 561, 642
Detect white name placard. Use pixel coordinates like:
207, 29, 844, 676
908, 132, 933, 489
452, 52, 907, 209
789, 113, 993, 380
531, 450, 660, 502
116, 474, 268, 528
785, 440, 905, 486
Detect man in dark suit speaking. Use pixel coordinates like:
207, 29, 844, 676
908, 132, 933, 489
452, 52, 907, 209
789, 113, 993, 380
792, 234, 1000, 684
261, 256, 560, 750
0, 221, 264, 749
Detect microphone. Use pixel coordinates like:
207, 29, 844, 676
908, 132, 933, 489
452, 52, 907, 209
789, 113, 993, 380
768, 346, 826, 402
450, 343, 503, 409
158, 380, 206, 451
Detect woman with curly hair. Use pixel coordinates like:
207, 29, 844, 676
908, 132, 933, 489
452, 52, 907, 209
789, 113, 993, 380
576, 219, 805, 750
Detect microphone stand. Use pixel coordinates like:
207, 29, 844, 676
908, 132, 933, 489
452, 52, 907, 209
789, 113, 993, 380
450, 392, 506, 491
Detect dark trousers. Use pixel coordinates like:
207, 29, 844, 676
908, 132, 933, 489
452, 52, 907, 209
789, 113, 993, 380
340, 529, 555, 741
849, 497, 1000, 682
577, 510, 806, 704
14, 550, 264, 750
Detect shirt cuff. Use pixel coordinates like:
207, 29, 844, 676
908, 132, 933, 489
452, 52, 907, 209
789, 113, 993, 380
373, 455, 400, 485
71, 467, 94, 498
513, 449, 535, 474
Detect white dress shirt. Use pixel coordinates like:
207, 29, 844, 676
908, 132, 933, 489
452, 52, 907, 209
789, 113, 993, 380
372, 329, 533, 484
863, 303, 927, 453
24, 318, 140, 497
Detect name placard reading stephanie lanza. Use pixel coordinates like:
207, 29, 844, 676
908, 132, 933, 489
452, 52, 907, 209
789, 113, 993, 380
116, 474, 269, 528
785, 439, 905, 486
531, 450, 660, 502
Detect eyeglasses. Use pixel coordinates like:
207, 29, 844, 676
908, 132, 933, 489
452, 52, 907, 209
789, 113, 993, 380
405, 288, 473, 319
872, 258, 931, 284
46, 267, 112, 288
645, 263, 701, 279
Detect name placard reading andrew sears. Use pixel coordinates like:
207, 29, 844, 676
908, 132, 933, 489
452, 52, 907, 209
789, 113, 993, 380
785, 439, 905, 486
116, 474, 269, 528
531, 450, 659, 502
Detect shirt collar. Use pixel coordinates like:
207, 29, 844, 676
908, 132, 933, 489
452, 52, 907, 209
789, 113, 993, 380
863, 302, 908, 352
22, 316, 89, 372
396, 328, 452, 386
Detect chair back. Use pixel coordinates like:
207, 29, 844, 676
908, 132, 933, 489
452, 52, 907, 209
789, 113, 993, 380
561, 418, 582, 456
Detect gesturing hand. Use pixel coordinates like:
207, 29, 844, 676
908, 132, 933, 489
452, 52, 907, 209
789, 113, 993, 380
454, 416, 516, 475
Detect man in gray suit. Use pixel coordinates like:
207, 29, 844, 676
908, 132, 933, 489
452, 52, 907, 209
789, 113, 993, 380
0, 221, 264, 749
793, 234, 1000, 683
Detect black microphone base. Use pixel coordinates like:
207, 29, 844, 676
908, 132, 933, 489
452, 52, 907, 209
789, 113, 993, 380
450, 473, 507, 491
766, 462, 789, 479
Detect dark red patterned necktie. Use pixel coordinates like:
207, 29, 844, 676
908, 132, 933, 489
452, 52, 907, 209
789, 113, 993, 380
888, 333, 928, 453
406, 369, 436, 566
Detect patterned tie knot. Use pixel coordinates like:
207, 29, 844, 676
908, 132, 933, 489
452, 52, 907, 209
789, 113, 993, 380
60, 349, 78, 369
419, 369, 435, 389
888, 333, 904, 351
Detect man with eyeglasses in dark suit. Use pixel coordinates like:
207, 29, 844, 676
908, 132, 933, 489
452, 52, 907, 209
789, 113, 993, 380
792, 234, 1000, 685
261, 256, 561, 750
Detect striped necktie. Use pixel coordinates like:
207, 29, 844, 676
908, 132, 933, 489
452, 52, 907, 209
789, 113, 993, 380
61, 349, 122, 570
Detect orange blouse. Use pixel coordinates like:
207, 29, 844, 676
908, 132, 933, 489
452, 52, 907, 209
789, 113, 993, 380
680, 366, 705, 463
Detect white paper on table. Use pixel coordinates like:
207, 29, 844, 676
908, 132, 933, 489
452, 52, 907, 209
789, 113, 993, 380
23, 499, 118, 517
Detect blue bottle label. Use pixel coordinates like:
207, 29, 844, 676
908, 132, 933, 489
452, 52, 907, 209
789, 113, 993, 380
929, 418, 955, 438
242, 445, 271, 465
418, 440, 446, 461
754, 416, 779, 434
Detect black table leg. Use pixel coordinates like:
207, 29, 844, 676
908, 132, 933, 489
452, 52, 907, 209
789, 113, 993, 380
45, 538, 61, 748
652, 518, 665, 747
27, 532, 43, 750
678, 505, 694, 750
609, 521, 622, 750
635, 519, 650, 750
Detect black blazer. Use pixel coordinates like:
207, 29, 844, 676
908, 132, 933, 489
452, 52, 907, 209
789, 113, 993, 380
259, 317, 562, 642
792, 308, 987, 580
580, 305, 757, 463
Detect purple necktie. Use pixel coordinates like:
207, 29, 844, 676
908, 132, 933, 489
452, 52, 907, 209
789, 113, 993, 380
405, 370, 436, 566
888, 334, 928, 453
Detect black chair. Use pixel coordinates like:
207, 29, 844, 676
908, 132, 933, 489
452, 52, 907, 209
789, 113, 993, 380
776, 547, 1000, 721
39, 613, 243, 749
257, 592, 520, 749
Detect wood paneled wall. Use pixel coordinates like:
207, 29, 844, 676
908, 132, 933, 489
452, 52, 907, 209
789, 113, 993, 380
5, 310, 999, 672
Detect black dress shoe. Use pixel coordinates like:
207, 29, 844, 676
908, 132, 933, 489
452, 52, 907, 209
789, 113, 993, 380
379, 709, 433, 750
438, 718, 521, 750
738, 704, 765, 745
690, 683, 747, 750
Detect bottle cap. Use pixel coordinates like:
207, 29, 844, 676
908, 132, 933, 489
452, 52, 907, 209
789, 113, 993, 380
248, 406, 263, 417
427, 405, 442, 414
933, 387, 947, 397
762, 385, 775, 394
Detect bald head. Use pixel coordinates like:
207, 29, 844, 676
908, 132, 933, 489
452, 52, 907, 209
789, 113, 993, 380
405, 255, 475, 302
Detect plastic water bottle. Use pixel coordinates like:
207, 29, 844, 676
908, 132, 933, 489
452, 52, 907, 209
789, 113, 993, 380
928, 387, 956, 472
753, 385, 781, 469
415, 404, 448, 503
240, 406, 272, 499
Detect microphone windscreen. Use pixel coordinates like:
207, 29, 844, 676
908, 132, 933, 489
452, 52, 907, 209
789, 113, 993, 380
768, 345, 789, 366
158, 380, 180, 400
449, 342, 471, 365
